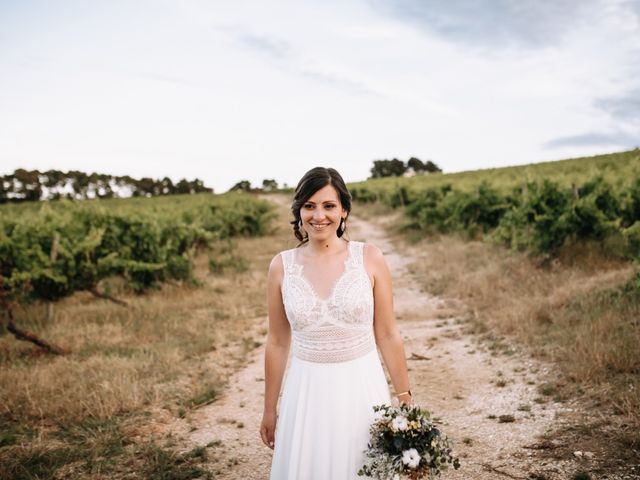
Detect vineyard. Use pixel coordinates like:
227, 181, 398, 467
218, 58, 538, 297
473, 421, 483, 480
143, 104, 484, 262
1, 149, 639, 478
350, 149, 640, 275
0, 192, 276, 351
349, 149, 640, 203
349, 148, 640, 469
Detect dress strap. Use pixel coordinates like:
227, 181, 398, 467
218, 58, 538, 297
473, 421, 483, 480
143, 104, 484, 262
280, 248, 296, 272
350, 240, 364, 266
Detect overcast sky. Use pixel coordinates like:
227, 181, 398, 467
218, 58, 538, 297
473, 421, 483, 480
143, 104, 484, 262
1, 0, 639, 192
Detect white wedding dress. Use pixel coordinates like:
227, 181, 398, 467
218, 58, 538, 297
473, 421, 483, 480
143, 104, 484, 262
269, 240, 391, 480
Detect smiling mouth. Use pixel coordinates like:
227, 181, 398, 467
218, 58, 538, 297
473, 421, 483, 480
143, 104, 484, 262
310, 223, 330, 230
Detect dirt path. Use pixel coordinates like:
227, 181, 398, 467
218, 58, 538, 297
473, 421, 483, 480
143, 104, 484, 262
164, 197, 592, 479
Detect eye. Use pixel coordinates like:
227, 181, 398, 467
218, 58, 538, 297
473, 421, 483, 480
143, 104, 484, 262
325, 204, 335, 209
303, 204, 314, 209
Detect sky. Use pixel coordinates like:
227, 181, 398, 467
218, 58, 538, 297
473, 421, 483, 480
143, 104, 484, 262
1, 0, 639, 193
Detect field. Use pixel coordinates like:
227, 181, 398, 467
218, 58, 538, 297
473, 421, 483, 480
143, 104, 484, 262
0, 191, 282, 478
1, 149, 639, 478
349, 148, 640, 199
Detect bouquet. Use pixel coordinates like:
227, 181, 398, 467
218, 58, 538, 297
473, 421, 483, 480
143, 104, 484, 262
358, 403, 460, 479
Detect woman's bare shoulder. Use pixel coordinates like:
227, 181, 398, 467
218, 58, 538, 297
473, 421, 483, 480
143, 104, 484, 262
361, 242, 388, 277
362, 242, 384, 262
268, 250, 286, 274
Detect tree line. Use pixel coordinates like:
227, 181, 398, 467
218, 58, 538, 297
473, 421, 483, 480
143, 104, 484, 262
229, 178, 282, 192
229, 157, 442, 192
0, 169, 213, 203
370, 157, 442, 178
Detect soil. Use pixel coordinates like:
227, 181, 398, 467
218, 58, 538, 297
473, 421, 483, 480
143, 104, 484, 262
162, 195, 634, 480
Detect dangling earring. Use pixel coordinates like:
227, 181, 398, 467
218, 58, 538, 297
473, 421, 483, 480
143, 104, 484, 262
338, 217, 346, 235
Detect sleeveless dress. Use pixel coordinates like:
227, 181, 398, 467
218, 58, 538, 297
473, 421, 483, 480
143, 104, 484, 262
269, 240, 391, 480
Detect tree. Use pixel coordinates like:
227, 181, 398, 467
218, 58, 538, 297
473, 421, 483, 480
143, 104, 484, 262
407, 157, 441, 174
229, 180, 252, 192
370, 159, 407, 178
407, 157, 426, 173
0, 169, 212, 202
176, 179, 192, 194
189, 179, 213, 193
424, 160, 442, 173
160, 177, 174, 195
262, 179, 278, 192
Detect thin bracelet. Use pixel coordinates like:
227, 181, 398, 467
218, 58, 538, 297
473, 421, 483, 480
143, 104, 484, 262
396, 389, 412, 397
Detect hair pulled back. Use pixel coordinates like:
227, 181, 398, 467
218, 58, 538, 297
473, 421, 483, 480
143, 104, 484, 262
290, 167, 352, 246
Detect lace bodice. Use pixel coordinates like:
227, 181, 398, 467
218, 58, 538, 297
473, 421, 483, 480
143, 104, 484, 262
280, 240, 376, 363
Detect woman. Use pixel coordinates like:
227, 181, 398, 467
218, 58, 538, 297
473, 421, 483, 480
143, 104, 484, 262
260, 166, 413, 479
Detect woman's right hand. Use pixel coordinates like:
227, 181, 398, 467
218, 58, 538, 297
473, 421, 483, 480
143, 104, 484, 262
260, 410, 277, 449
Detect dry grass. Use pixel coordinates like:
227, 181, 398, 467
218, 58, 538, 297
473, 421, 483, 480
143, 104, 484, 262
391, 225, 640, 464
0, 195, 295, 478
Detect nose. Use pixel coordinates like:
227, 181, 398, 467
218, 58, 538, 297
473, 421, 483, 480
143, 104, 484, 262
312, 210, 326, 221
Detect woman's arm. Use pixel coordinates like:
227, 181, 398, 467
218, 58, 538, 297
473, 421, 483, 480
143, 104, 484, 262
365, 243, 412, 405
260, 252, 291, 449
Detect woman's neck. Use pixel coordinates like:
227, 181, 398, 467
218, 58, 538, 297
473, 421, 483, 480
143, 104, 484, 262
303, 237, 348, 257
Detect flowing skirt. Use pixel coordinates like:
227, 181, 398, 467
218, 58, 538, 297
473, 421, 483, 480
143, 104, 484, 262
269, 348, 391, 480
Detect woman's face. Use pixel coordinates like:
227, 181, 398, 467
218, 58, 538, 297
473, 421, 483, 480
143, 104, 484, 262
299, 184, 347, 239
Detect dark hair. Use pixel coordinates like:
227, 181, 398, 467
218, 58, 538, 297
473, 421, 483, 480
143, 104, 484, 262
290, 167, 352, 246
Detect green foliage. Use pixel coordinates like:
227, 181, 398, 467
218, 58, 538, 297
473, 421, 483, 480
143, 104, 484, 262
491, 178, 573, 252
369, 157, 442, 179
229, 180, 252, 192
370, 158, 408, 178
621, 221, 640, 260
400, 172, 640, 259
406, 182, 509, 238
621, 177, 640, 228
491, 176, 632, 255
351, 149, 640, 205
353, 150, 640, 286
0, 192, 275, 304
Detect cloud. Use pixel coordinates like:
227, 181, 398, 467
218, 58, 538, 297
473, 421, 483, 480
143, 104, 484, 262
626, 0, 640, 16
297, 65, 381, 96
594, 87, 640, 123
369, 0, 603, 49
222, 27, 382, 97
542, 130, 640, 149
236, 32, 291, 59
134, 71, 201, 88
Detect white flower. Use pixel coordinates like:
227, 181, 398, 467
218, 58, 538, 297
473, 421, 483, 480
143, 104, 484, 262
391, 415, 408, 431
401, 448, 421, 469
392, 475, 400, 480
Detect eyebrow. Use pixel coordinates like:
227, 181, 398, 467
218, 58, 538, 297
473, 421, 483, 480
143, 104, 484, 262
304, 200, 336, 204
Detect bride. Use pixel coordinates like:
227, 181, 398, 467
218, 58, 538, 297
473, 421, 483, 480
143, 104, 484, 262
260, 166, 413, 479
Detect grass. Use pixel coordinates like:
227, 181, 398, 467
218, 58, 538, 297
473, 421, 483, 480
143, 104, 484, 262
537, 382, 558, 397
137, 442, 212, 480
382, 224, 640, 464
0, 193, 295, 478
348, 148, 640, 197
355, 199, 640, 470
572, 472, 592, 480
397, 229, 639, 418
